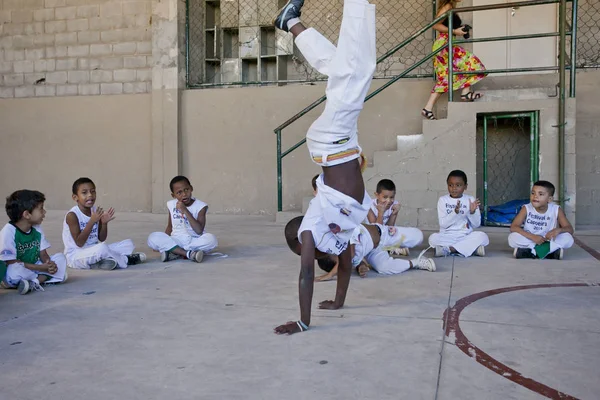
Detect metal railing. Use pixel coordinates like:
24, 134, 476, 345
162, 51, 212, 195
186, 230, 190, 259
275, 0, 577, 212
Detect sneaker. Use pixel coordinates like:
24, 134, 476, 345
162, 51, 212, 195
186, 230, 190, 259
435, 246, 451, 257
126, 252, 147, 265
273, 0, 304, 32
412, 256, 436, 272
89, 259, 118, 271
190, 250, 204, 263
547, 248, 564, 260
389, 247, 410, 257
161, 251, 182, 262
475, 245, 486, 257
18, 280, 44, 295
513, 248, 535, 259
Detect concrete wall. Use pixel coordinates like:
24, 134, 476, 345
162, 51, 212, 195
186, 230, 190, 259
0, 94, 152, 211
0, 0, 152, 98
574, 70, 600, 226
180, 78, 433, 214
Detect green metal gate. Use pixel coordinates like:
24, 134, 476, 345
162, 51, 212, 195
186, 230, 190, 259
478, 112, 540, 226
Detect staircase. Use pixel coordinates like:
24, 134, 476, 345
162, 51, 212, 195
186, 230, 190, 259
276, 86, 577, 227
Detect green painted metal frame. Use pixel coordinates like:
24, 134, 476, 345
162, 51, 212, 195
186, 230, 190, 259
481, 112, 539, 226
274, 0, 574, 212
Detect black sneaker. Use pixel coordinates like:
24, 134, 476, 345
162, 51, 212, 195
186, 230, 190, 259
546, 248, 564, 260
513, 248, 535, 259
273, 0, 304, 32
90, 259, 118, 270
126, 252, 147, 265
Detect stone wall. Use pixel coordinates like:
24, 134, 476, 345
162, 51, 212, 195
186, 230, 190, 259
0, 0, 152, 98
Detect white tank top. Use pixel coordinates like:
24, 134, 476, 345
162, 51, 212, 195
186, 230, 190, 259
167, 198, 207, 238
522, 203, 559, 237
62, 205, 100, 256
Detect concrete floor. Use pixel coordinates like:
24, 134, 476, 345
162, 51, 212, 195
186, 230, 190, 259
1, 211, 599, 400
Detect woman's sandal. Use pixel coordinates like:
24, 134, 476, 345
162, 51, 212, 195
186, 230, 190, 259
421, 108, 436, 120
460, 91, 483, 102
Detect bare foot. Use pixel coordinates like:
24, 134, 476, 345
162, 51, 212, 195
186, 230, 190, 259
356, 263, 369, 278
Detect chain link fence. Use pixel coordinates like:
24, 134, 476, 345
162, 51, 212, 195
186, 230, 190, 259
186, 0, 435, 86
572, 0, 600, 67
187, 0, 600, 87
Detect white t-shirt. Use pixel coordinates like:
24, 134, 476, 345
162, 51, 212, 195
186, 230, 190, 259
0, 223, 50, 263
62, 205, 100, 257
168, 198, 208, 238
436, 194, 481, 234
299, 175, 371, 255
522, 202, 559, 237
369, 199, 399, 225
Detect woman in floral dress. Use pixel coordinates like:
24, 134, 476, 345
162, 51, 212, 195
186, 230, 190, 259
422, 0, 487, 120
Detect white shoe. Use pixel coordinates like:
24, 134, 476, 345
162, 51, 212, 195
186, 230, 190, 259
475, 245, 486, 257
190, 251, 204, 263
435, 246, 450, 257
389, 247, 410, 257
412, 256, 436, 272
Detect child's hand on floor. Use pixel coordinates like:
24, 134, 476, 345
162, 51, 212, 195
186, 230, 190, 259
100, 207, 116, 224
545, 228, 562, 241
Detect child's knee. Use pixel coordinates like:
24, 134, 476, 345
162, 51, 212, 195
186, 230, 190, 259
147, 232, 166, 248
558, 232, 574, 248
51, 253, 67, 267
473, 231, 489, 246
428, 233, 440, 246
205, 233, 218, 249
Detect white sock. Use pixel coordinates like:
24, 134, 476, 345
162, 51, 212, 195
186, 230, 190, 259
287, 18, 301, 30
186, 250, 192, 259
410, 258, 419, 268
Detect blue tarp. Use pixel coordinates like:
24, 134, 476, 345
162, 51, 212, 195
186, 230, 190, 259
485, 199, 529, 225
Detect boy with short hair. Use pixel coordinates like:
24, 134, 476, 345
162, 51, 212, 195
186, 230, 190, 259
147, 176, 218, 263
63, 177, 146, 270
509, 180, 574, 259
0, 190, 67, 294
367, 179, 400, 226
314, 220, 434, 281
273, 0, 376, 335
428, 170, 489, 257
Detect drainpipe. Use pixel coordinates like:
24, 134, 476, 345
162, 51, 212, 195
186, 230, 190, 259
558, 0, 566, 208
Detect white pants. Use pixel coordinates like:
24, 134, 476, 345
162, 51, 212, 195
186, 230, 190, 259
379, 226, 423, 250
147, 232, 218, 253
5, 253, 67, 287
356, 226, 423, 275
296, 0, 377, 167
429, 231, 489, 257
366, 249, 411, 275
66, 239, 134, 269
508, 232, 574, 255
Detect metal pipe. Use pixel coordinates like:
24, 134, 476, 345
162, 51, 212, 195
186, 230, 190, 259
458, 65, 570, 75
570, 0, 578, 97
185, 0, 190, 88
529, 112, 536, 187
483, 116, 488, 225
558, 0, 567, 209
534, 111, 540, 182
448, 10, 454, 102
455, 31, 567, 45
456, 0, 560, 13
276, 130, 282, 212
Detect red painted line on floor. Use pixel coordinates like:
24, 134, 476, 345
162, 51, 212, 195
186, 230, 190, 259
574, 236, 600, 261
444, 283, 600, 400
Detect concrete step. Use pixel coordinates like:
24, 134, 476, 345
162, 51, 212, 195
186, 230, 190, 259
477, 87, 557, 102
275, 211, 302, 225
